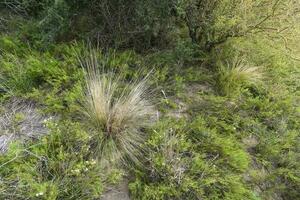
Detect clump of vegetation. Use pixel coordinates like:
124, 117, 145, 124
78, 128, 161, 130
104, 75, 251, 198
0, 121, 105, 199
129, 117, 254, 200
217, 57, 263, 96
79, 51, 155, 166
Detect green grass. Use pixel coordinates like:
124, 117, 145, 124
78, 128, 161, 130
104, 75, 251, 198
0, 12, 299, 200
216, 57, 264, 96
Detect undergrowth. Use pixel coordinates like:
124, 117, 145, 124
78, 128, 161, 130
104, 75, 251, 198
0, 12, 299, 199
0, 121, 105, 199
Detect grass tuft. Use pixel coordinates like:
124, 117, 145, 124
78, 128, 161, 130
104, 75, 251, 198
217, 57, 264, 96
79, 50, 156, 166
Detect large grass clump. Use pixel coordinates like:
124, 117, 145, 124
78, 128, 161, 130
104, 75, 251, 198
79, 52, 155, 166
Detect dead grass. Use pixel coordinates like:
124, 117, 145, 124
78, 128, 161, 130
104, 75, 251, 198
78, 50, 156, 166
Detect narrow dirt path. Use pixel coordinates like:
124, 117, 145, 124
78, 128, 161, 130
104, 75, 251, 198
101, 180, 130, 200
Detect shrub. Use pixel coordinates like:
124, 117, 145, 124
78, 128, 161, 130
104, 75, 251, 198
78, 50, 155, 166
188, 83, 300, 200
0, 51, 69, 94
1, 0, 178, 49
0, 120, 104, 199
129, 117, 254, 200
216, 57, 263, 96
0, 43, 85, 114
179, 0, 300, 52
0, 0, 49, 16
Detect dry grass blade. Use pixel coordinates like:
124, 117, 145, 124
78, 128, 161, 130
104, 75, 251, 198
79, 50, 155, 166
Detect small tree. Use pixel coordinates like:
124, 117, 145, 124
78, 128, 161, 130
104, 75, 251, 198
179, 0, 300, 52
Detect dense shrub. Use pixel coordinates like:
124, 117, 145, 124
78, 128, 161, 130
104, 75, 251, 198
0, 121, 104, 199
189, 88, 300, 199
1, 0, 299, 52
179, 0, 300, 52
1, 0, 178, 49
129, 117, 255, 200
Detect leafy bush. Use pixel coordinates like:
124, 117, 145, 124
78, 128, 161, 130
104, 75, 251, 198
179, 0, 300, 52
0, 42, 85, 114
0, 52, 70, 94
0, 120, 104, 199
1, 0, 178, 48
189, 84, 300, 200
129, 117, 255, 200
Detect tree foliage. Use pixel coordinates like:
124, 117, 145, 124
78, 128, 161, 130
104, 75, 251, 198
179, 0, 300, 51
1, 0, 299, 51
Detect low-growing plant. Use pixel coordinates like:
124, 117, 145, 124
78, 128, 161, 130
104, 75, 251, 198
0, 120, 104, 200
188, 83, 300, 199
78, 51, 156, 166
129, 117, 254, 200
216, 57, 263, 96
